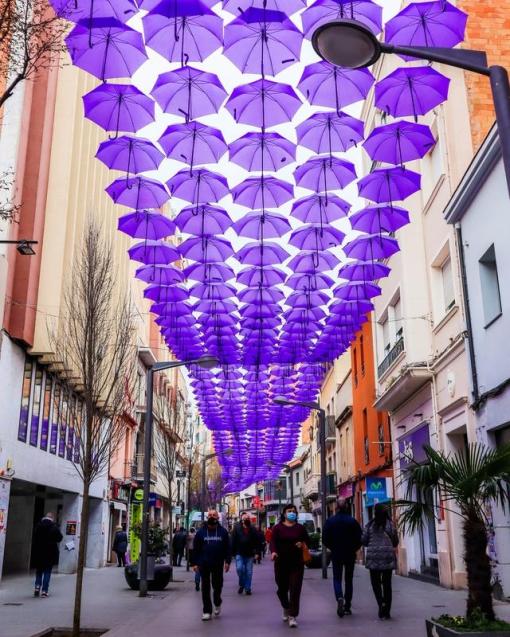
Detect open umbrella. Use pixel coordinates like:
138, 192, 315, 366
106, 176, 170, 209
236, 241, 290, 266
144, 285, 189, 303
222, 0, 306, 15
51, 0, 137, 23
363, 121, 436, 166
151, 65, 227, 121
287, 250, 339, 272
190, 282, 238, 300
159, 122, 227, 172
237, 266, 287, 287
296, 111, 364, 155
179, 235, 234, 262
135, 264, 184, 285
184, 262, 235, 282
233, 211, 292, 239
343, 234, 399, 261
294, 157, 357, 192
357, 167, 421, 203
286, 272, 334, 290
223, 7, 303, 77
174, 205, 232, 236
338, 260, 391, 282
232, 176, 294, 209
229, 132, 296, 172
96, 136, 164, 178
285, 290, 329, 308
128, 240, 180, 264
118, 211, 175, 240
350, 205, 410, 234
289, 224, 345, 250
65, 18, 148, 81
301, 0, 383, 38
291, 194, 350, 224
167, 169, 229, 204
333, 281, 381, 301
82, 84, 155, 137
239, 287, 285, 305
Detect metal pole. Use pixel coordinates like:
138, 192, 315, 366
289, 467, 295, 508
139, 367, 154, 597
319, 408, 328, 580
201, 456, 206, 523
490, 65, 510, 197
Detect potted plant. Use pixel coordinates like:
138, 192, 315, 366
398, 443, 510, 636
306, 531, 332, 569
124, 523, 172, 591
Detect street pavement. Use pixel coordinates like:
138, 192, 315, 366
2, 559, 510, 637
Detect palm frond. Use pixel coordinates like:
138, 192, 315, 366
394, 498, 436, 535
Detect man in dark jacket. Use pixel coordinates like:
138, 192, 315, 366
32, 512, 63, 597
172, 527, 187, 567
323, 497, 362, 617
231, 512, 262, 595
191, 509, 231, 621
112, 523, 128, 567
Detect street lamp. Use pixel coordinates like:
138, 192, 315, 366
311, 19, 510, 196
139, 355, 218, 598
273, 396, 328, 580
0, 239, 38, 255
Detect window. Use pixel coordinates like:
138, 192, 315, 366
363, 409, 369, 464
479, 244, 502, 326
441, 257, 455, 312
381, 318, 390, 356
29, 369, 43, 446
295, 472, 300, 486
394, 297, 403, 340
18, 359, 33, 442
40, 376, 53, 451
360, 336, 365, 376
352, 346, 358, 386
378, 414, 385, 456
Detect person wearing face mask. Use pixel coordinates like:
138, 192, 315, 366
270, 504, 311, 628
231, 512, 262, 595
191, 509, 232, 621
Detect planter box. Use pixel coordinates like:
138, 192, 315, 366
124, 563, 172, 591
426, 619, 510, 637
305, 549, 332, 570
31, 629, 106, 637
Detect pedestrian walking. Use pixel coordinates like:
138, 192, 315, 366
255, 525, 264, 563
231, 512, 262, 595
32, 512, 63, 598
172, 526, 187, 567
323, 497, 362, 617
112, 523, 128, 567
270, 504, 310, 629
191, 509, 231, 621
361, 503, 399, 620
187, 527, 201, 591
264, 524, 274, 554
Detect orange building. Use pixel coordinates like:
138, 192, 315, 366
351, 318, 392, 525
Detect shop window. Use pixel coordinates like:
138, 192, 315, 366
18, 359, 33, 442
479, 244, 502, 327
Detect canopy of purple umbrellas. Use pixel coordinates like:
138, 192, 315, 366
55, 0, 467, 491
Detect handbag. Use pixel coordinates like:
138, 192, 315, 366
302, 543, 312, 564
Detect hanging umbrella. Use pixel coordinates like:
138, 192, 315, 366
233, 211, 291, 239
236, 241, 290, 266
333, 281, 382, 300
51, 0, 137, 22
96, 136, 164, 177
140, 0, 218, 9
385, 1, 468, 51
142, 0, 223, 65
118, 211, 176, 239
167, 169, 229, 204
225, 79, 302, 129
128, 240, 180, 264
232, 176, 294, 209
144, 285, 189, 302
184, 262, 235, 282
229, 132, 296, 172
159, 122, 227, 171
174, 205, 232, 236
350, 205, 410, 234
294, 157, 357, 192
343, 234, 399, 260
239, 287, 285, 304
289, 224, 345, 250
190, 282, 238, 300
291, 194, 350, 224
296, 111, 364, 155
151, 65, 227, 120
363, 121, 436, 166
223, 7, 303, 77
237, 266, 287, 287
285, 290, 330, 308
135, 264, 184, 285
357, 167, 421, 203
82, 84, 155, 137
375, 66, 450, 121
179, 236, 234, 262
65, 18, 148, 81
302, 0, 383, 38
338, 260, 391, 282
222, 0, 306, 15
298, 62, 374, 111
288, 250, 339, 272
106, 176, 170, 208
194, 299, 238, 314
286, 272, 334, 290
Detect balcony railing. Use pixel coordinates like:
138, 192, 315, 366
378, 336, 405, 378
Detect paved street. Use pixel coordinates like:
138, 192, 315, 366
2, 560, 510, 637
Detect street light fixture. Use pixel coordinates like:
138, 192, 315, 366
139, 354, 218, 598
0, 239, 38, 255
273, 396, 328, 580
311, 19, 510, 196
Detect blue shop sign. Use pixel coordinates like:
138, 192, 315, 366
366, 477, 389, 507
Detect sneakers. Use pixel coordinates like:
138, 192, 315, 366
195, 582, 200, 592
213, 606, 221, 617
202, 613, 212, 621
282, 609, 290, 622
34, 589, 40, 598
288, 616, 298, 628
344, 608, 352, 616
337, 597, 345, 617
238, 586, 244, 594
41, 592, 48, 598
245, 590, 252, 596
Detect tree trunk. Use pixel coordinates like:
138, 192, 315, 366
463, 514, 495, 620
167, 479, 173, 581
73, 478, 91, 637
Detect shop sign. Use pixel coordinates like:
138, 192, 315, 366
338, 482, 354, 498
398, 424, 430, 468
365, 477, 389, 507
66, 521, 77, 536
133, 488, 144, 501
176, 470, 186, 478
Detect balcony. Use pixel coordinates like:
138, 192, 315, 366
131, 453, 157, 483
378, 336, 405, 378
326, 415, 336, 443
302, 473, 320, 499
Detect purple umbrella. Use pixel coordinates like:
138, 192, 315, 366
140, 0, 219, 9
65, 18, 148, 81
350, 205, 410, 234
159, 122, 227, 172
222, 0, 306, 14
135, 264, 184, 285
144, 285, 189, 302
298, 62, 374, 111
225, 79, 302, 129
118, 211, 176, 240
229, 132, 296, 172
343, 234, 399, 260
233, 211, 291, 239
289, 224, 345, 250
338, 260, 391, 282
106, 176, 170, 209
363, 121, 436, 166
236, 241, 290, 266
232, 177, 294, 209
167, 169, 229, 204
291, 194, 350, 224
51, 0, 137, 22
385, 1, 468, 51
294, 157, 357, 192
286, 272, 334, 290
184, 262, 235, 282
296, 111, 364, 155
194, 299, 238, 314
190, 282, 237, 300
128, 240, 180, 264
223, 7, 303, 77
237, 266, 287, 287
375, 66, 450, 121
286, 290, 329, 308
333, 281, 381, 301
174, 205, 232, 236
142, 0, 223, 66
302, 0, 383, 38
357, 167, 421, 203
288, 250, 339, 272
239, 287, 285, 304
179, 236, 234, 262
96, 136, 164, 178
82, 84, 155, 137
151, 65, 227, 121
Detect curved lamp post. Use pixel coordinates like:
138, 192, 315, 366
312, 19, 510, 196
139, 355, 218, 597
273, 396, 328, 580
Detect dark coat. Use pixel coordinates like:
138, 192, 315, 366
361, 519, 399, 571
113, 530, 128, 554
231, 523, 262, 558
323, 512, 362, 562
191, 524, 231, 568
32, 518, 63, 570
172, 530, 187, 553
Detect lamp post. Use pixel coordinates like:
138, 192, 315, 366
311, 19, 510, 196
0, 239, 38, 255
273, 396, 328, 580
139, 355, 218, 598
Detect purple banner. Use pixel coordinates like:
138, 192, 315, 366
40, 418, 49, 451
399, 424, 430, 468
338, 482, 354, 498
18, 407, 29, 442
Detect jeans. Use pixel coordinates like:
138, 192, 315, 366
35, 567, 52, 593
274, 561, 304, 618
369, 569, 393, 612
200, 564, 224, 614
332, 558, 355, 607
235, 555, 254, 591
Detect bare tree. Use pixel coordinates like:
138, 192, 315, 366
0, 169, 20, 222
52, 219, 136, 637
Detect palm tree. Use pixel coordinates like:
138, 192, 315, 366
397, 443, 510, 621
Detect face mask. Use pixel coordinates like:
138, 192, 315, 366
207, 517, 218, 525
286, 512, 297, 522
243, 518, 251, 526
